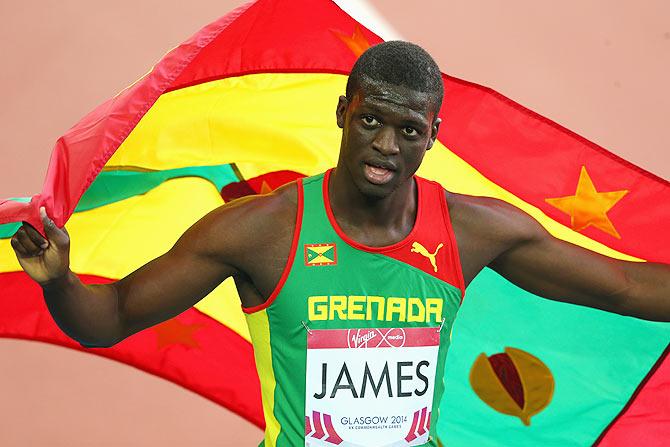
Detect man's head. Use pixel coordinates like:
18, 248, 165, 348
336, 41, 444, 198
346, 41, 444, 114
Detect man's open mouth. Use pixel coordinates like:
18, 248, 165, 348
363, 161, 396, 185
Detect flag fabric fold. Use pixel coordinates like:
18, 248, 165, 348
0, 0, 668, 445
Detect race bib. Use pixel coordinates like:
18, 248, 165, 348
305, 327, 440, 447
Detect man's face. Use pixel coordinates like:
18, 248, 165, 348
336, 78, 441, 199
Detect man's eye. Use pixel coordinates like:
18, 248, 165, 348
362, 115, 379, 126
402, 127, 418, 136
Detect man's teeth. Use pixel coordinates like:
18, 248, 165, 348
369, 165, 389, 175
364, 163, 393, 184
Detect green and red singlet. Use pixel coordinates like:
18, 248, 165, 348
244, 170, 465, 446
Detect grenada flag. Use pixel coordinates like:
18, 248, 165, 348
0, 0, 668, 445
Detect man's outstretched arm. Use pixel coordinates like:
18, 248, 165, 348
10, 202, 251, 347
481, 201, 670, 321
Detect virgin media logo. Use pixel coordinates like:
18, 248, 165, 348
347, 328, 406, 348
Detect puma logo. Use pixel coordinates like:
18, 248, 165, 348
411, 242, 444, 273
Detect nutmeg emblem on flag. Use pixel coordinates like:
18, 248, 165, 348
305, 243, 337, 266
469, 347, 554, 426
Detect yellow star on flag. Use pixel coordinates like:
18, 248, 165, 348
331, 25, 371, 57
545, 166, 628, 239
260, 180, 273, 194
153, 317, 203, 350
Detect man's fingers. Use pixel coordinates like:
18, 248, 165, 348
39, 207, 68, 244
10, 234, 30, 257
22, 222, 48, 249
13, 227, 42, 255
40, 207, 55, 233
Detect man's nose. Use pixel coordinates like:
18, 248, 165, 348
371, 127, 399, 156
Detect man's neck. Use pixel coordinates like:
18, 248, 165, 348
328, 165, 417, 244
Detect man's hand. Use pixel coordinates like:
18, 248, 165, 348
3, 184, 296, 347
10, 207, 71, 285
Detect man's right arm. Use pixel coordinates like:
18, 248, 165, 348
11, 202, 252, 348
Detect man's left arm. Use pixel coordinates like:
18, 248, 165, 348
489, 209, 670, 322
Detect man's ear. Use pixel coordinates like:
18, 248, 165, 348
426, 117, 442, 150
336, 95, 348, 129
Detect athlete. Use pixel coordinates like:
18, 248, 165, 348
10, 42, 670, 446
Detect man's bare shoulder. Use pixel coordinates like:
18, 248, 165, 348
445, 191, 543, 245
442, 191, 548, 283
176, 181, 299, 262
217, 181, 298, 225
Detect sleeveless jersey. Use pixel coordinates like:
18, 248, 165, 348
244, 170, 464, 447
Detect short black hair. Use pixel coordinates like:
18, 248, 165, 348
346, 41, 444, 113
